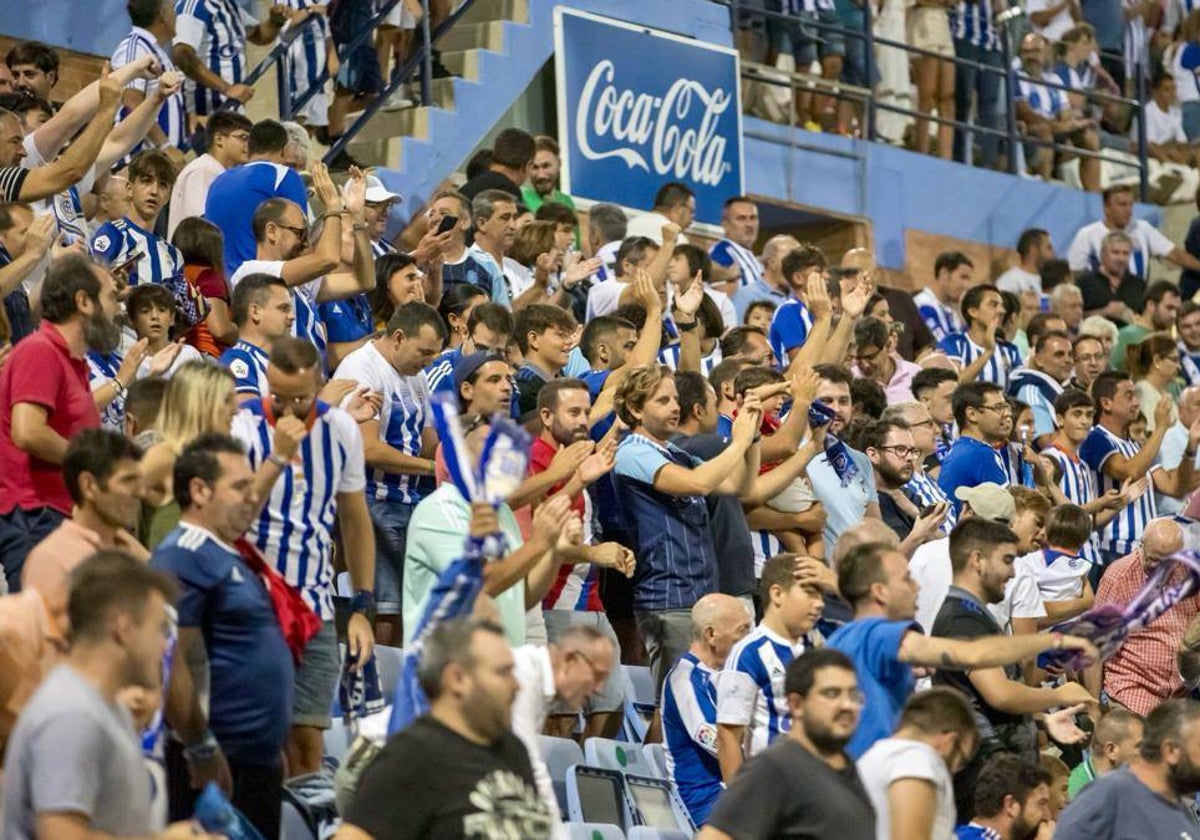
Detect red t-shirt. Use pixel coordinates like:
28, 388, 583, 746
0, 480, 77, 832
184, 264, 231, 357
528, 435, 604, 612
0, 322, 100, 514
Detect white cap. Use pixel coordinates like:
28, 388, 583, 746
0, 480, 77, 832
364, 175, 402, 204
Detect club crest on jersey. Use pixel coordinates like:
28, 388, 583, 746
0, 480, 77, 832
230, 359, 249, 379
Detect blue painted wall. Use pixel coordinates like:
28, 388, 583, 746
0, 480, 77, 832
2, 1, 131, 57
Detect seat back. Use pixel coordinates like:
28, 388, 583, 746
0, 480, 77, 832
565, 823, 627, 840
565, 764, 635, 831
374, 645, 404, 699
585, 737, 660, 778
538, 734, 584, 812
624, 773, 696, 834
281, 799, 316, 840
621, 665, 655, 741
642, 743, 668, 779
626, 828, 691, 840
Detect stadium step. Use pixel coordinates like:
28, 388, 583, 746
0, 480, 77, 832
457, 0, 530, 26
437, 20, 507, 52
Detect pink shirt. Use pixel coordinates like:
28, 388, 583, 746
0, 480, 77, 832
21, 520, 104, 636
852, 354, 923, 403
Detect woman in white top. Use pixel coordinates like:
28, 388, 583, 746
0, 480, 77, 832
856, 688, 978, 840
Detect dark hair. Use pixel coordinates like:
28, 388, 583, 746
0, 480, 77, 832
126, 377, 168, 430
248, 119, 290, 156
781, 244, 828, 282
1016, 228, 1050, 259
580, 315, 636, 364
720, 326, 767, 360
0, 92, 52, 121
472, 189, 518, 224
534, 200, 577, 229
230, 273, 288, 326
837, 541, 896, 606
67, 551, 177, 644
370, 251, 420, 325
674, 370, 711, 423
417, 616, 507, 701
759, 552, 801, 606
858, 417, 910, 453
672, 244, 712, 285
972, 755, 1053, 820
1072, 333, 1105, 355
743, 300, 777, 324
911, 367, 958, 400
206, 109, 253, 140
1033, 328, 1072, 357
464, 148, 493, 181
509, 221, 558, 268
1092, 370, 1131, 419
1127, 332, 1177, 378
457, 352, 507, 412
961, 284, 1000, 328
0, 201, 31, 235
784, 648, 856, 698
734, 368, 783, 402
693, 294, 724, 341
898, 688, 979, 739
652, 182, 694, 210
1045, 503, 1092, 551
1141, 699, 1200, 761
536, 377, 589, 414
1026, 313, 1066, 349
1180, 300, 1200, 325
386, 300, 448, 342
854, 316, 889, 352
949, 517, 1020, 574
173, 433, 246, 510
127, 149, 177, 189
491, 127, 536, 170
127, 0, 165, 26
40, 254, 102, 324
934, 250, 973, 276
813, 363, 853, 388
952, 380, 1004, 428
851, 378, 887, 420
614, 236, 657, 278
64, 429, 142, 505
1140, 280, 1180, 314
1102, 184, 1135, 204
172, 216, 227, 279
1040, 258, 1071, 290
6, 41, 58, 75
269, 335, 321, 374
125, 283, 176, 325
1054, 388, 1093, 416
723, 195, 756, 212
709, 358, 750, 403
437, 282, 487, 333
534, 134, 560, 156
588, 204, 627, 245
467, 302, 514, 340
514, 304, 577, 354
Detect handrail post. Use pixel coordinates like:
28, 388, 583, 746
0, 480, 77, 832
419, 0, 434, 106
277, 59, 292, 123
863, 0, 877, 141
999, 21, 1019, 175
1135, 58, 1149, 202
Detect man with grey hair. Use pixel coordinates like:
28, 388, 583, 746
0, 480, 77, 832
469, 188, 521, 299
732, 233, 795, 322
661, 593, 753, 826
337, 617, 554, 840
1050, 283, 1084, 333
1077, 230, 1145, 326
279, 120, 310, 171
586, 202, 627, 283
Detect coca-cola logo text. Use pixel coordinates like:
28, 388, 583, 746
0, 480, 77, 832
574, 60, 734, 187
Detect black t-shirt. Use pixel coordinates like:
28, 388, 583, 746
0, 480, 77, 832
344, 716, 553, 840
878, 492, 915, 540
460, 170, 523, 206
707, 738, 876, 840
1076, 270, 1147, 324
931, 590, 1024, 729
881, 286, 935, 361
672, 431, 756, 598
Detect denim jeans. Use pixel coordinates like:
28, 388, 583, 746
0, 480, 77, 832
0, 506, 65, 592
953, 40, 1004, 167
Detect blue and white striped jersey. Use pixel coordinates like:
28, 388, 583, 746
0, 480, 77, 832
292, 281, 328, 363
1079, 425, 1159, 555
1008, 367, 1064, 437
1066, 219, 1174, 280
709, 239, 764, 288
658, 342, 723, 375
174, 0, 253, 116
903, 469, 957, 535
278, 0, 329, 112
768, 298, 813, 362
717, 624, 816, 758
334, 340, 433, 504
219, 339, 270, 399
750, 530, 783, 580
997, 441, 1033, 488
86, 350, 126, 432
22, 135, 93, 244
1180, 341, 1200, 387
662, 652, 723, 826
423, 346, 463, 397
92, 217, 185, 288
1016, 71, 1069, 119
231, 400, 366, 620
110, 26, 188, 164
912, 288, 964, 342
937, 332, 1023, 389
950, 0, 998, 50
372, 237, 396, 259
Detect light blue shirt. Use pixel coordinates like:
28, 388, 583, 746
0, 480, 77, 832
807, 446, 878, 548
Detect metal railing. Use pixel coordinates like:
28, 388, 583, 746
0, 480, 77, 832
721, 0, 1152, 200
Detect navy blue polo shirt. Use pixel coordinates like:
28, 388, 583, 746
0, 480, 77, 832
613, 432, 718, 611
151, 522, 294, 765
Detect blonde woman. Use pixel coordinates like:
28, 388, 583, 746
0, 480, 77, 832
139, 361, 239, 547
910, 0, 957, 158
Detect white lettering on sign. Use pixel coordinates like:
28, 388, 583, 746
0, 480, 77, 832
574, 60, 733, 186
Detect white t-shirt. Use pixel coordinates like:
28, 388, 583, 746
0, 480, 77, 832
856, 738, 957, 840
1025, 0, 1078, 42
625, 210, 690, 246
1143, 100, 1188, 146
910, 540, 952, 634
136, 343, 204, 379
1067, 218, 1174, 276
167, 153, 226, 239
987, 554, 1049, 633
586, 277, 630, 321
1017, 548, 1088, 604
995, 266, 1042, 297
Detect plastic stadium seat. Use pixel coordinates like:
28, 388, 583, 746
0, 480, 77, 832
565, 823, 626, 840
626, 829, 690, 840
620, 665, 655, 742
374, 645, 404, 698
565, 764, 635, 829
585, 737, 661, 778
539, 735, 584, 812
323, 722, 352, 766
642, 743, 668, 778
281, 799, 316, 840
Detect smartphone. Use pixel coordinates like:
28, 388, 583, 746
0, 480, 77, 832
435, 215, 458, 235
111, 249, 145, 275
920, 503, 941, 519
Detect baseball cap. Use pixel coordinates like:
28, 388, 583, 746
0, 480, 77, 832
453, 351, 503, 392
954, 483, 1015, 523
363, 174, 403, 204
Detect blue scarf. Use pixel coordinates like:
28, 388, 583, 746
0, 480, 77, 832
809, 400, 859, 487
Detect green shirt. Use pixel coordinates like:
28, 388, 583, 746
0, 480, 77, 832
1111, 323, 1150, 371
520, 185, 576, 214
1067, 757, 1096, 798
401, 483, 527, 646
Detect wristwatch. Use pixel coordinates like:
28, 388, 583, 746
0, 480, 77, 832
351, 589, 377, 621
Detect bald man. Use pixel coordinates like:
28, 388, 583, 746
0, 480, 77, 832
1097, 518, 1199, 715
1159, 386, 1200, 516
841, 248, 936, 361
661, 593, 752, 826
731, 234, 796, 322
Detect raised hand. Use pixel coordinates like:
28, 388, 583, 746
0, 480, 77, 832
579, 435, 617, 485
549, 439, 594, 482
674, 270, 705, 318
344, 386, 382, 423
116, 338, 150, 386
23, 213, 55, 258
146, 340, 184, 376
793, 556, 838, 592
840, 275, 875, 319
273, 415, 308, 462
805, 270, 832, 319
343, 166, 367, 221
310, 161, 341, 211
531, 493, 573, 551
632, 268, 662, 314
790, 367, 820, 406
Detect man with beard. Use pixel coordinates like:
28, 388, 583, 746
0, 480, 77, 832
1055, 700, 1200, 838
862, 417, 948, 551
938, 381, 1011, 512
22, 430, 147, 635
700, 648, 877, 840
1111, 279, 1181, 370
0, 254, 120, 591
956, 754, 1055, 840
527, 378, 632, 740
1067, 334, 1107, 394
521, 135, 575, 214
154, 434, 294, 839
933, 517, 1098, 820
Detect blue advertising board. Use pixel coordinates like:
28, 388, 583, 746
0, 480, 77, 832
553, 8, 745, 227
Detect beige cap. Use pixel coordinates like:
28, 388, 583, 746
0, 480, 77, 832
955, 482, 1016, 523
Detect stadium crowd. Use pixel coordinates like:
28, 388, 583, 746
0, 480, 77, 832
11, 2, 1200, 840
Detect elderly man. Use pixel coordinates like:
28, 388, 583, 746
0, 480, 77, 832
1076, 232, 1145, 328
1050, 284, 1084, 334
1096, 518, 1200, 715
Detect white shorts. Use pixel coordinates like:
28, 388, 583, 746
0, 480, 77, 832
381, 0, 417, 29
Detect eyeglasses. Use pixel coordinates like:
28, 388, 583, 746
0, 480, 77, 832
572, 648, 609, 685
908, 418, 936, 429
878, 444, 918, 459
273, 222, 309, 243
853, 346, 884, 363
226, 131, 250, 143
978, 403, 1013, 416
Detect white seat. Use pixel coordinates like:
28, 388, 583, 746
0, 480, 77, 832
564, 823, 626, 840
642, 743, 668, 779
626, 828, 690, 840
281, 800, 315, 840
374, 645, 404, 698
584, 736, 660, 778
539, 734, 584, 812
621, 665, 655, 742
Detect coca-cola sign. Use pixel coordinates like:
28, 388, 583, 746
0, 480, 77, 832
553, 8, 744, 227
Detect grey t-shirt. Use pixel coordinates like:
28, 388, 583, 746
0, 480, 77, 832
1055, 766, 1200, 840
2, 665, 153, 839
